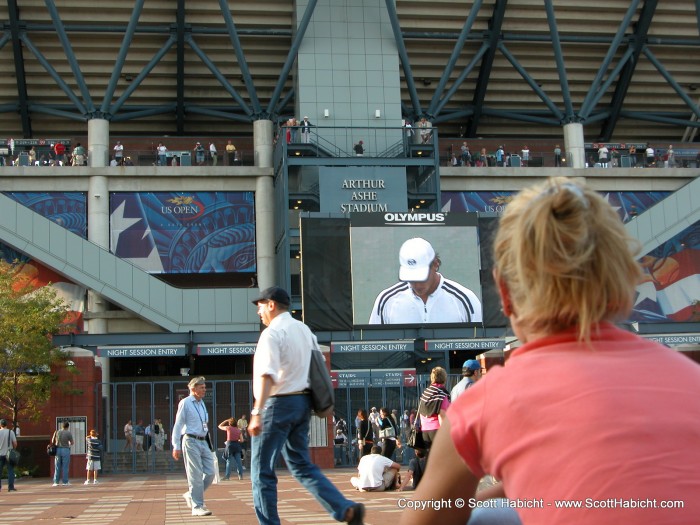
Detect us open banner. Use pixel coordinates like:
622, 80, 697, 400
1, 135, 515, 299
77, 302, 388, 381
110, 191, 255, 274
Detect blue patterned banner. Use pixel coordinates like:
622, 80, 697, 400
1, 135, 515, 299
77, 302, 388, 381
110, 192, 256, 274
441, 190, 671, 223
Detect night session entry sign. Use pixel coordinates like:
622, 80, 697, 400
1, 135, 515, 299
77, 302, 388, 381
331, 341, 413, 353
424, 339, 506, 351
330, 339, 504, 353
97, 345, 187, 358
197, 344, 257, 355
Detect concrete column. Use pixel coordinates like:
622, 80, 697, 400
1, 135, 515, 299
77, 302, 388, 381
253, 119, 275, 289
253, 119, 274, 168
255, 173, 275, 290
88, 118, 109, 167
87, 175, 111, 430
563, 122, 586, 169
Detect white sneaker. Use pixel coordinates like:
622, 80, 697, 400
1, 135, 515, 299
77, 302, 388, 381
182, 492, 192, 509
52, 483, 59, 487
192, 507, 212, 517
62, 482, 71, 486
84, 480, 91, 485
93, 480, 99, 484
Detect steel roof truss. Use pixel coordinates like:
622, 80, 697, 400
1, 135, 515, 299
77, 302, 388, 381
275, 88, 295, 117
434, 43, 489, 117
44, 0, 94, 114
218, 0, 260, 116
481, 107, 561, 127
544, 0, 574, 121
427, 0, 484, 118
599, 0, 658, 140
582, 47, 636, 122
467, 0, 507, 136
110, 104, 178, 123
185, 106, 257, 124
185, 34, 253, 119
620, 110, 700, 128
266, 0, 318, 118
385, 0, 421, 119
497, 43, 563, 121
20, 34, 87, 114
27, 103, 86, 121
109, 35, 177, 116
100, 0, 146, 116
643, 47, 700, 121
579, 0, 641, 119
7, 0, 31, 135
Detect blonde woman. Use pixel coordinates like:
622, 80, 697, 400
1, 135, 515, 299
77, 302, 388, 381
400, 177, 700, 525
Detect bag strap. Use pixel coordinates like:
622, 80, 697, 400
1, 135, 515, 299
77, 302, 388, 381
363, 422, 371, 440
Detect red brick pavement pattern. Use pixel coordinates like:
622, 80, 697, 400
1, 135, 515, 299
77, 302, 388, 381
0, 468, 419, 524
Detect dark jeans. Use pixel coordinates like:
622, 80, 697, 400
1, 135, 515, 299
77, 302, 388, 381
54, 446, 71, 484
251, 394, 356, 524
381, 438, 397, 459
224, 441, 243, 479
0, 455, 14, 490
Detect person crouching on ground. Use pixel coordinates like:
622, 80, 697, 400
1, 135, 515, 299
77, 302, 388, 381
351, 445, 401, 492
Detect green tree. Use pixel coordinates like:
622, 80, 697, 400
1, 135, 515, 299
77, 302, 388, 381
0, 261, 75, 429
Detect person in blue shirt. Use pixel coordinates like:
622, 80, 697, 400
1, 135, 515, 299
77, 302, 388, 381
172, 376, 216, 517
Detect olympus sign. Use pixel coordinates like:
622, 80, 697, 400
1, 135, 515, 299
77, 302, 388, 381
383, 212, 446, 223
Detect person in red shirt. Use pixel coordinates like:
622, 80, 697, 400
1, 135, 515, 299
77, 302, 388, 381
402, 177, 700, 525
218, 417, 244, 480
53, 143, 66, 166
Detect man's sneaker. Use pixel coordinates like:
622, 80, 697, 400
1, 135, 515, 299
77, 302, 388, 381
182, 492, 192, 509
84, 480, 91, 485
62, 482, 71, 486
52, 483, 59, 487
346, 503, 365, 525
192, 507, 212, 517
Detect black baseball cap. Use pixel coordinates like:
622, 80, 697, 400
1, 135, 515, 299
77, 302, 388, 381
251, 286, 290, 306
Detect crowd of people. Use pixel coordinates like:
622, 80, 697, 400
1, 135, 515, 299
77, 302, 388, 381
447, 142, 700, 168
3, 139, 242, 167
122, 418, 166, 452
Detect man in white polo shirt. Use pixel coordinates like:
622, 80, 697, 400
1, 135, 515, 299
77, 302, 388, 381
350, 446, 401, 492
369, 237, 482, 324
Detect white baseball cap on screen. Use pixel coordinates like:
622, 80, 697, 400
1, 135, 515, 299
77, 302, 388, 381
398, 238, 435, 282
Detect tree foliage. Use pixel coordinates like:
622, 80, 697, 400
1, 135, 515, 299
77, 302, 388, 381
0, 260, 74, 429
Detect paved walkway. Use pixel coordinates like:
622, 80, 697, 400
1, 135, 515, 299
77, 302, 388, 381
0, 468, 411, 524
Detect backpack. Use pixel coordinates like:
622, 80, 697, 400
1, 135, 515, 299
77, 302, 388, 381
308, 348, 334, 417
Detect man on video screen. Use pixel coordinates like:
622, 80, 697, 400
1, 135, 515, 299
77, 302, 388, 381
368, 237, 482, 324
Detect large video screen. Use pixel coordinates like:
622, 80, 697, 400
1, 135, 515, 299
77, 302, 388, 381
351, 213, 482, 325
300, 212, 484, 331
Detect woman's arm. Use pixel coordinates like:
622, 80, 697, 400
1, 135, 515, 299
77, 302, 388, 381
398, 419, 479, 525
